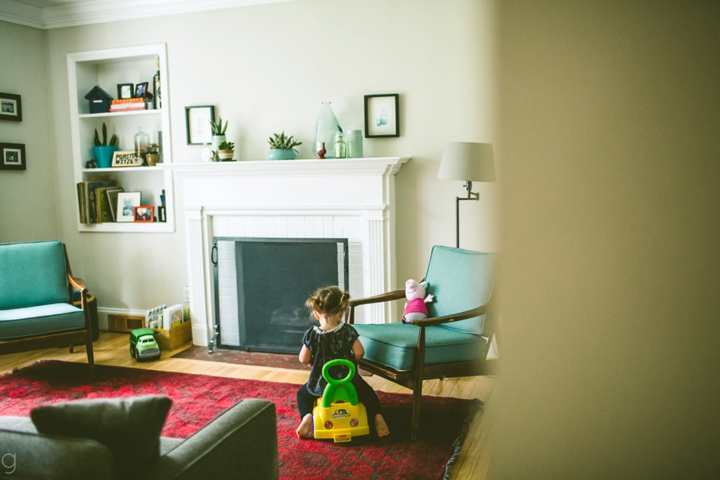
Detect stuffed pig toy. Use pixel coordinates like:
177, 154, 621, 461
402, 279, 435, 322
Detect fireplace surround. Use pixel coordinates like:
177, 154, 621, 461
164, 157, 409, 346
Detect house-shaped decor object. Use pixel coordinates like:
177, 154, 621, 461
84, 85, 113, 114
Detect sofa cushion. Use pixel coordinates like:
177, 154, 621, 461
354, 323, 488, 371
31, 395, 172, 477
0, 240, 70, 310
0, 303, 85, 340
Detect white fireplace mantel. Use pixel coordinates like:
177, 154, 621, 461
163, 157, 410, 346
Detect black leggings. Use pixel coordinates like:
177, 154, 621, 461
297, 375, 382, 419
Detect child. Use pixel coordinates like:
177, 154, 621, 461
295, 286, 390, 439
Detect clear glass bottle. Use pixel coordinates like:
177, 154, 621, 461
134, 127, 150, 155
346, 130, 363, 158
314, 102, 342, 158
334, 133, 347, 159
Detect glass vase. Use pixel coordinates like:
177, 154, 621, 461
314, 102, 342, 159
134, 127, 150, 155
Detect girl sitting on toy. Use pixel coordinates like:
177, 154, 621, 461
295, 286, 390, 439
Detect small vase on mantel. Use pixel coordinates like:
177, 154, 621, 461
314, 102, 342, 159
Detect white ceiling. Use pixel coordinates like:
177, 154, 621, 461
0, 0, 295, 29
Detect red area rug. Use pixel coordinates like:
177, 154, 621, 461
0, 361, 479, 479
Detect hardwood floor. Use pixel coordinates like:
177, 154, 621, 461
0, 332, 497, 479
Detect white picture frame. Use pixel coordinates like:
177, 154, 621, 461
116, 192, 142, 223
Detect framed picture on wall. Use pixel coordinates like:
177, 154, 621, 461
185, 105, 215, 145
0, 92, 22, 122
116, 192, 142, 222
364, 93, 399, 138
0, 143, 26, 170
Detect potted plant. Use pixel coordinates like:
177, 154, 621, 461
93, 122, 119, 168
217, 141, 235, 161
146, 143, 160, 166
210, 116, 228, 152
267, 131, 302, 160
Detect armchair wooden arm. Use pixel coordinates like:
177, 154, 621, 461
402, 303, 489, 327
347, 289, 405, 324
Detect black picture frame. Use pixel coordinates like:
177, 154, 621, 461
185, 105, 215, 145
0, 143, 27, 170
135, 82, 149, 99
364, 93, 399, 138
0, 92, 22, 122
117, 83, 134, 99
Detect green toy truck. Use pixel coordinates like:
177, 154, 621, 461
130, 328, 161, 361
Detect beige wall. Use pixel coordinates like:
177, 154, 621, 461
495, 0, 720, 477
0, 21, 59, 243
36, 0, 497, 312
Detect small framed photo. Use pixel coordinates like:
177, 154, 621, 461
0, 92, 22, 122
135, 82, 149, 99
116, 192, 142, 222
185, 105, 215, 145
364, 94, 399, 138
117, 83, 134, 99
133, 206, 154, 223
0, 143, 26, 170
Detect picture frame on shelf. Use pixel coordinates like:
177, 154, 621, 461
0, 143, 26, 170
116, 192, 142, 222
133, 206, 154, 223
0, 92, 22, 122
185, 105, 215, 145
134, 82, 149, 99
364, 93, 399, 138
117, 83, 134, 99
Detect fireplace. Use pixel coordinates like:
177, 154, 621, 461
213, 237, 349, 353
164, 157, 409, 346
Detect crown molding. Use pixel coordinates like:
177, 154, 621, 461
0, 0, 295, 29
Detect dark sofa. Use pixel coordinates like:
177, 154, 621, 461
0, 398, 279, 480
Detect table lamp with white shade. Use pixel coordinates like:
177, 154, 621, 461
438, 142, 496, 248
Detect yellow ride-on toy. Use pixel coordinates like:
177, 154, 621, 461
313, 359, 370, 443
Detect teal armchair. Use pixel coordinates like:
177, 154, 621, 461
0, 240, 95, 375
348, 246, 498, 440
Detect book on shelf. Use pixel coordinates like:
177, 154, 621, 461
105, 187, 124, 222
77, 178, 115, 224
109, 98, 146, 112
95, 185, 119, 223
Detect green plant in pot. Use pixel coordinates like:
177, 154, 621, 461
93, 122, 119, 168
210, 116, 228, 152
217, 141, 235, 161
267, 131, 302, 160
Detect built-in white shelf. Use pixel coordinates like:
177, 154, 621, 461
67, 44, 174, 234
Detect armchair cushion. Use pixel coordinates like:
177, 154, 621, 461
31, 395, 172, 478
0, 303, 85, 340
0, 240, 70, 309
424, 246, 497, 335
354, 323, 487, 371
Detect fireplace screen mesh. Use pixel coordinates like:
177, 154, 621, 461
213, 237, 349, 354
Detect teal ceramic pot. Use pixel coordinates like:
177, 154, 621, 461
93, 145, 119, 168
266, 149, 297, 160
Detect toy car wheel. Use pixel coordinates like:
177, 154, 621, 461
132, 346, 138, 360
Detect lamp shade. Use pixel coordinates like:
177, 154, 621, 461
438, 142, 496, 182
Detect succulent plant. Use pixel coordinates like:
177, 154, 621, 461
218, 141, 235, 151
147, 143, 159, 154
267, 131, 302, 152
93, 122, 118, 146
210, 116, 228, 136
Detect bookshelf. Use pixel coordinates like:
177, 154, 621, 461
67, 44, 174, 233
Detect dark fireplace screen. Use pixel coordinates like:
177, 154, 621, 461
212, 237, 349, 354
